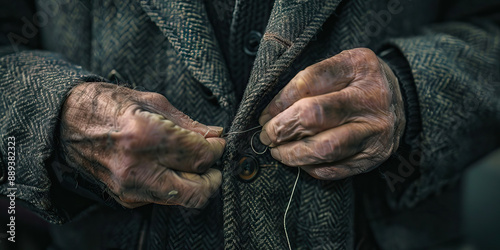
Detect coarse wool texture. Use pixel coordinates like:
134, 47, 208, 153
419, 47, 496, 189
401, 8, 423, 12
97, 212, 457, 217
1, 0, 500, 249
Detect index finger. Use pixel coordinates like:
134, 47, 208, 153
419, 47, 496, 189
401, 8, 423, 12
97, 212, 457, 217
259, 50, 356, 125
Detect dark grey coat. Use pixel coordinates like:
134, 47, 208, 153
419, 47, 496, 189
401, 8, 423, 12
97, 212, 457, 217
1, 0, 500, 249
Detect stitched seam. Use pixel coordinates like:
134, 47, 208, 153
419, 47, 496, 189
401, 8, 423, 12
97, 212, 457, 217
263, 33, 293, 48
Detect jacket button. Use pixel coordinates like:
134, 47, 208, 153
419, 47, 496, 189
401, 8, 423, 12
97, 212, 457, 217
238, 155, 259, 182
243, 31, 262, 56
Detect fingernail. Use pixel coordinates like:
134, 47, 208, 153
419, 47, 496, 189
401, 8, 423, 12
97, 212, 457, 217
270, 148, 282, 161
259, 113, 271, 126
208, 126, 224, 134
259, 130, 271, 146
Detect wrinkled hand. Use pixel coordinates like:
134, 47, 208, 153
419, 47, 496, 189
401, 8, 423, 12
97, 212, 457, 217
259, 48, 405, 180
60, 82, 225, 208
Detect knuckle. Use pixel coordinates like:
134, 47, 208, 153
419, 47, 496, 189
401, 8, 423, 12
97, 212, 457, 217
267, 122, 280, 144
321, 136, 341, 160
293, 70, 315, 96
346, 48, 380, 71
281, 157, 295, 167
144, 91, 168, 103
295, 70, 311, 83
270, 96, 286, 114
284, 144, 309, 166
118, 118, 159, 152
114, 167, 135, 185
299, 97, 324, 129
350, 48, 377, 60
152, 168, 171, 188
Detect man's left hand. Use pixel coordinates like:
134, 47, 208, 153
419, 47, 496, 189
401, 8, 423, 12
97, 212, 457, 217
259, 48, 406, 180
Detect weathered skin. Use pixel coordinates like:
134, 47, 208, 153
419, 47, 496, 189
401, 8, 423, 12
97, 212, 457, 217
60, 82, 225, 208
60, 48, 405, 209
259, 48, 406, 180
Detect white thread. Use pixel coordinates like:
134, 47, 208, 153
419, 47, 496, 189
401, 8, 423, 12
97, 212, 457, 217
284, 167, 301, 250
250, 130, 268, 155
222, 125, 262, 137
223, 125, 300, 250
203, 129, 210, 138
221, 126, 268, 154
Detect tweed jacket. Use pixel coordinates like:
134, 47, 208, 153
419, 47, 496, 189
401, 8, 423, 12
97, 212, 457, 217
1, 0, 500, 249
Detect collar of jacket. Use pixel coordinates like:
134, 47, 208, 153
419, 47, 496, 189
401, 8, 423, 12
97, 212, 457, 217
139, 0, 237, 115
139, 0, 342, 120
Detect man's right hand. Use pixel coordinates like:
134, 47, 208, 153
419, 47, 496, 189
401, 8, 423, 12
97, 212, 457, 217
60, 82, 225, 209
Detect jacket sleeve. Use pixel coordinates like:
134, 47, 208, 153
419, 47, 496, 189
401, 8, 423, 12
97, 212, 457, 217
373, 1, 500, 210
0, 0, 109, 224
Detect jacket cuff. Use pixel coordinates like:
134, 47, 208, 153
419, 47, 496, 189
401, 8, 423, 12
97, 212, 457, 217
379, 47, 421, 146
0, 50, 118, 223
49, 150, 122, 217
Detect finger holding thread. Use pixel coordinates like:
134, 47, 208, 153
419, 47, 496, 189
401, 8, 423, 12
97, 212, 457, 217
251, 130, 268, 155
221, 125, 263, 137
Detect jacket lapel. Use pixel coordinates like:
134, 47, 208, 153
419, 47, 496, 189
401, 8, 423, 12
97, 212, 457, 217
227, 0, 344, 142
139, 0, 236, 113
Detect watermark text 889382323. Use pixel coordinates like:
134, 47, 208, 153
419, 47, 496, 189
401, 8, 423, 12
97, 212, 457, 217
6, 136, 17, 243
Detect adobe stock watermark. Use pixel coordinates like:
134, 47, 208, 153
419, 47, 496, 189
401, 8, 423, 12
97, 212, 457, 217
7, 0, 87, 52
382, 71, 500, 192
383, 149, 421, 192
5, 137, 17, 243
345, 0, 408, 49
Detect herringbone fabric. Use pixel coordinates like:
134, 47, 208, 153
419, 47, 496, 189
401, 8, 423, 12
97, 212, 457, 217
0, 50, 103, 223
139, 0, 237, 115
1, 0, 500, 249
384, 20, 500, 209
225, 0, 275, 100
222, 1, 354, 248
